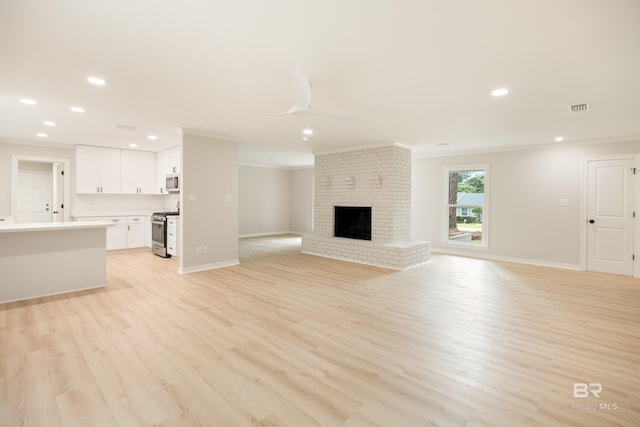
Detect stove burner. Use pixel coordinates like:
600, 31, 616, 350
152, 211, 179, 216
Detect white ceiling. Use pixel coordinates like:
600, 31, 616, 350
1, 0, 639, 167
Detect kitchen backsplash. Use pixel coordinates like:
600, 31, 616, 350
73, 193, 180, 215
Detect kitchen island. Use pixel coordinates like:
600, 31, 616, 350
0, 221, 112, 303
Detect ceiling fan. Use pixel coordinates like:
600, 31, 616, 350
238, 69, 362, 124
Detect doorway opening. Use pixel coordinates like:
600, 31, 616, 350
11, 155, 70, 223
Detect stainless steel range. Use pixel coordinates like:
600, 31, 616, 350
151, 211, 179, 258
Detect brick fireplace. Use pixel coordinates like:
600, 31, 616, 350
301, 144, 430, 269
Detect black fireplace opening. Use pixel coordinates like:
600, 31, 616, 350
334, 206, 372, 241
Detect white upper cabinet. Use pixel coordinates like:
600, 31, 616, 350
76, 145, 121, 194
155, 146, 180, 194
121, 150, 156, 194
155, 149, 168, 194
167, 147, 180, 174
77, 145, 177, 195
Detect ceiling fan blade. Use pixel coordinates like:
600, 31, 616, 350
236, 111, 289, 124
293, 68, 311, 109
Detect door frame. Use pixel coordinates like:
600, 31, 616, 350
11, 155, 71, 222
581, 154, 639, 277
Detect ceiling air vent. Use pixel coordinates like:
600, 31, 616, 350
568, 103, 591, 113
114, 124, 137, 131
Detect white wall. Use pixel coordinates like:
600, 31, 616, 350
289, 167, 314, 234
239, 165, 290, 237
238, 165, 314, 236
181, 132, 238, 273
412, 139, 640, 268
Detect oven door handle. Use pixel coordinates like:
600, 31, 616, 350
151, 220, 165, 225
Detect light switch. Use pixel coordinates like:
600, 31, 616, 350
559, 198, 569, 207
225, 194, 233, 202
189, 193, 198, 201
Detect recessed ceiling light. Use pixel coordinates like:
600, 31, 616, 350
87, 76, 106, 86
43, 121, 56, 127
36, 133, 48, 138
147, 135, 158, 140
302, 128, 313, 135
491, 88, 509, 97
129, 143, 138, 148
70, 106, 85, 113
20, 98, 37, 105
555, 136, 564, 142
437, 142, 449, 146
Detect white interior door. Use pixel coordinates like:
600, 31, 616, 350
586, 158, 635, 276
16, 171, 52, 223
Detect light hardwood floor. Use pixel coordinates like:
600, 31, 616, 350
1, 234, 639, 426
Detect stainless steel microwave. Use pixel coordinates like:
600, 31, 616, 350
166, 174, 180, 193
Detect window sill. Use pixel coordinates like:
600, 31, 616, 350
443, 241, 489, 251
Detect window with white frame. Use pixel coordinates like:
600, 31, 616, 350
445, 164, 489, 247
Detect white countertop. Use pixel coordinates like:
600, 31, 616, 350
0, 220, 114, 233
71, 211, 155, 218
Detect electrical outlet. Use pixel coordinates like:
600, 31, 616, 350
196, 246, 202, 254
202, 245, 208, 254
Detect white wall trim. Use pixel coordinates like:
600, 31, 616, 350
239, 162, 291, 170
181, 127, 239, 143
239, 162, 314, 171
432, 247, 581, 271
412, 135, 640, 160
238, 231, 297, 238
178, 259, 239, 274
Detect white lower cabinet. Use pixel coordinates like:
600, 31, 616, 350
104, 217, 127, 250
167, 216, 179, 257
76, 216, 150, 250
126, 216, 146, 248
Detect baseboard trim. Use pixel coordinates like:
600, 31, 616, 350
238, 231, 301, 238
432, 248, 582, 271
179, 259, 240, 274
